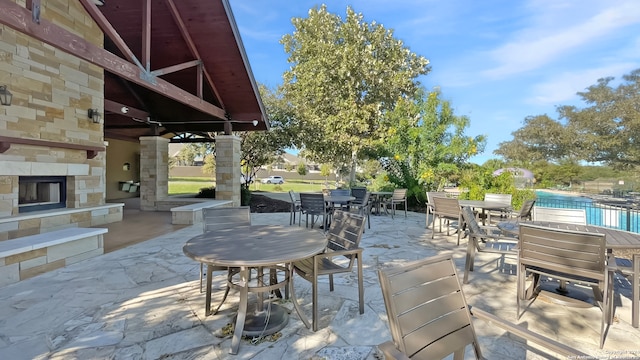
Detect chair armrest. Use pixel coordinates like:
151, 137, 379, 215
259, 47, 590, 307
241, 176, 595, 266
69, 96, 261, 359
377, 341, 411, 360
314, 248, 363, 260
468, 306, 589, 357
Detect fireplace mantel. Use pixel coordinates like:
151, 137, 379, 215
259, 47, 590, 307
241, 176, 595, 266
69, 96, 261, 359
0, 136, 105, 159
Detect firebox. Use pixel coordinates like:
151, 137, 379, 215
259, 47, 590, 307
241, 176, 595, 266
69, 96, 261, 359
18, 176, 67, 213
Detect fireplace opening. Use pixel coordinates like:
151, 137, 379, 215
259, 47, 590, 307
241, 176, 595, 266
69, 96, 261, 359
18, 176, 67, 213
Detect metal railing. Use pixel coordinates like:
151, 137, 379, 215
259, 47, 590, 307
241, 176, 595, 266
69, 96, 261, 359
535, 197, 640, 233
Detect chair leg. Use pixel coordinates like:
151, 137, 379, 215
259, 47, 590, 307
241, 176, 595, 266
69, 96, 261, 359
357, 254, 364, 314
200, 262, 204, 293
633, 254, 639, 328
329, 274, 334, 291
463, 238, 476, 284
312, 275, 319, 332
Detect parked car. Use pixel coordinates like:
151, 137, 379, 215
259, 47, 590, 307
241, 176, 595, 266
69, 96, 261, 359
261, 175, 284, 184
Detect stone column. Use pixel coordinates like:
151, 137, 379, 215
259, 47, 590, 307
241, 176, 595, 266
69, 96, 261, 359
139, 136, 169, 211
215, 135, 241, 207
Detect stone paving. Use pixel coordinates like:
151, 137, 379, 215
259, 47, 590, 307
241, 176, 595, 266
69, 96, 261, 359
1, 211, 639, 359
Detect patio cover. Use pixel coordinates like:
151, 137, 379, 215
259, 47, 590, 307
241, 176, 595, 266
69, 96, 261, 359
0, 0, 268, 143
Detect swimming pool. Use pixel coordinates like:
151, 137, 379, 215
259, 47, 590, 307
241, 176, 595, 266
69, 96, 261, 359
535, 190, 640, 233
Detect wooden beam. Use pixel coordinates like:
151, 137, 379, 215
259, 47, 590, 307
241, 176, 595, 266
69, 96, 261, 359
0, 0, 226, 119
142, 0, 151, 71
78, 0, 141, 67
151, 60, 201, 77
0, 136, 105, 159
104, 99, 149, 120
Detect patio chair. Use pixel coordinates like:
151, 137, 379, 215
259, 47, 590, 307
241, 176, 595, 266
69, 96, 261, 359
299, 193, 330, 229
460, 206, 519, 284
517, 223, 615, 348
377, 254, 587, 359
615, 254, 639, 328
292, 210, 366, 331
350, 191, 372, 231
350, 187, 367, 205
288, 190, 301, 225
431, 196, 462, 245
382, 188, 408, 218
482, 193, 513, 224
200, 206, 251, 298
509, 199, 536, 222
425, 191, 448, 229
329, 189, 352, 211
532, 207, 587, 224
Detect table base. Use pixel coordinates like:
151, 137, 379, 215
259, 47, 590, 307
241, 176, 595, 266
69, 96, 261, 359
236, 303, 289, 337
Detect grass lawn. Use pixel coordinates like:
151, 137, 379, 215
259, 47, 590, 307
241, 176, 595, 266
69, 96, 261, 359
168, 178, 332, 195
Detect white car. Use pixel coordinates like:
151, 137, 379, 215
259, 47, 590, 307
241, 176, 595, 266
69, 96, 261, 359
261, 175, 284, 184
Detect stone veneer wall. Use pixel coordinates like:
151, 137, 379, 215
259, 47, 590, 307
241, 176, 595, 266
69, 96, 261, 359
215, 135, 241, 207
0, 0, 109, 237
139, 137, 169, 211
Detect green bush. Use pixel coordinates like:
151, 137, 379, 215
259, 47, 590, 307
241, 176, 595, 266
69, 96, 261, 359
195, 186, 215, 198
241, 188, 251, 206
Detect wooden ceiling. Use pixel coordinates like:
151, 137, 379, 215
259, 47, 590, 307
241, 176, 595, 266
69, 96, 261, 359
94, 0, 268, 142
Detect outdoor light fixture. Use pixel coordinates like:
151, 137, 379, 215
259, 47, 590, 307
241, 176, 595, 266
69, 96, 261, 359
92, 0, 105, 6
88, 108, 102, 124
120, 106, 129, 114
0, 85, 13, 106
252, 119, 259, 126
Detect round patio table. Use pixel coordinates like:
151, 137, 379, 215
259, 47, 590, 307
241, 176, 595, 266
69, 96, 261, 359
370, 191, 392, 215
183, 225, 327, 354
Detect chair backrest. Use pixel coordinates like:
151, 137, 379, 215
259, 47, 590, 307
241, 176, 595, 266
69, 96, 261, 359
330, 189, 351, 197
432, 196, 460, 218
426, 191, 448, 204
350, 187, 367, 204
516, 199, 536, 221
299, 193, 326, 215
518, 224, 606, 280
484, 193, 512, 205
392, 188, 407, 201
289, 190, 299, 203
377, 254, 482, 359
460, 206, 486, 236
532, 207, 587, 225
326, 210, 366, 267
203, 206, 251, 232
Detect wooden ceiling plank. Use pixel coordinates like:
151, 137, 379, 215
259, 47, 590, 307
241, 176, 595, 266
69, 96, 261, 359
164, 0, 224, 106
0, 0, 227, 119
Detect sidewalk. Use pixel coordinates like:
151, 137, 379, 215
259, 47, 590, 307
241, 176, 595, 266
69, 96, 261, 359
0, 211, 639, 359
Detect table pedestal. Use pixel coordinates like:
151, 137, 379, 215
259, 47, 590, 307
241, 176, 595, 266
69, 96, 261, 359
238, 303, 289, 337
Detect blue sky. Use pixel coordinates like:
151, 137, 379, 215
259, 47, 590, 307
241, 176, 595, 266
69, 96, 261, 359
229, 0, 640, 164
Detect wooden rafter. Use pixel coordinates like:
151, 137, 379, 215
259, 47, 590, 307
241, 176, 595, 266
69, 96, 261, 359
165, 0, 224, 105
142, 0, 151, 71
0, 0, 227, 119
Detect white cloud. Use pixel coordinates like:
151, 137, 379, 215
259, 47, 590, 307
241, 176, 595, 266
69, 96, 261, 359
528, 63, 639, 105
482, 1, 640, 79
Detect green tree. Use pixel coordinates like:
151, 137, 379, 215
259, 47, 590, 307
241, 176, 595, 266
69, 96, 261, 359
202, 154, 215, 175
281, 5, 430, 183
297, 162, 307, 177
238, 84, 296, 188
494, 115, 570, 163
320, 163, 332, 184
378, 88, 486, 203
559, 68, 640, 169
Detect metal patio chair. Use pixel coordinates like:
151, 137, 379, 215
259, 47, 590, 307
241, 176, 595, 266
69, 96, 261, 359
460, 206, 518, 284
425, 191, 448, 229
299, 192, 330, 229
377, 254, 586, 359
431, 196, 462, 244
517, 223, 615, 348
382, 188, 408, 218
199, 207, 251, 308
288, 190, 301, 225
292, 210, 366, 331
532, 206, 587, 224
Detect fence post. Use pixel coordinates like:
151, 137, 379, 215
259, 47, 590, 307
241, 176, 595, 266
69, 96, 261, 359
627, 206, 632, 231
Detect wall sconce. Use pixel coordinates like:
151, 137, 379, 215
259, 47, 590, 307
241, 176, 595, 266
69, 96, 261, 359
0, 85, 13, 106
252, 119, 258, 126
88, 108, 102, 124
92, 0, 105, 6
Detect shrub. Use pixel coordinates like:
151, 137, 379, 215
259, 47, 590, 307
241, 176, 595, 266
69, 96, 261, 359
196, 186, 215, 198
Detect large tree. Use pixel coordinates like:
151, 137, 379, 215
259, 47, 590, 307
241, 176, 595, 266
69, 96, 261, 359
494, 114, 570, 164
281, 5, 430, 182
559, 68, 640, 168
380, 88, 485, 201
